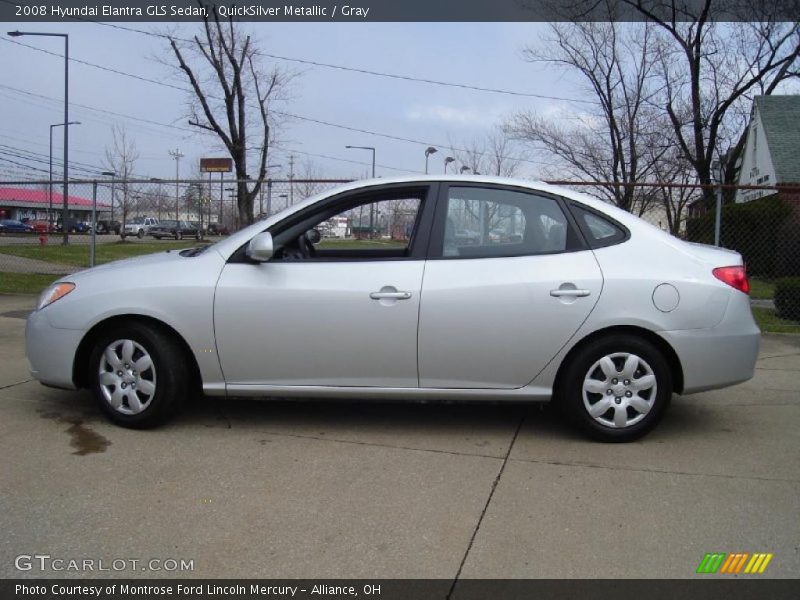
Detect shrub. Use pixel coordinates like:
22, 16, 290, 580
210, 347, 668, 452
774, 277, 800, 322
685, 194, 794, 278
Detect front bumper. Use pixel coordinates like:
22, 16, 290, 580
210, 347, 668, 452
659, 291, 760, 394
25, 309, 84, 390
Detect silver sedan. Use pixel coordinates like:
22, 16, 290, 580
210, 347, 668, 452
26, 176, 760, 441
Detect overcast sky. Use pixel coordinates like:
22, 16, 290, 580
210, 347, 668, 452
0, 21, 588, 182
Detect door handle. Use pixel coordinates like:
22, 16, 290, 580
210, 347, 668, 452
550, 289, 591, 298
370, 291, 412, 300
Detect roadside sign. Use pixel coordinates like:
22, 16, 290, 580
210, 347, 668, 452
200, 158, 233, 173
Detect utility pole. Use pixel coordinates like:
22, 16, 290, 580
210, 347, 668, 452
169, 148, 184, 222
288, 154, 295, 207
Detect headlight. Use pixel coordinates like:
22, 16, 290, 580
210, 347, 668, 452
37, 282, 75, 310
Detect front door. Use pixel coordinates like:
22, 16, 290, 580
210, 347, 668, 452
214, 186, 432, 388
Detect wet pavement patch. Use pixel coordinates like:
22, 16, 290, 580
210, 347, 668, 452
37, 408, 111, 456
65, 420, 111, 455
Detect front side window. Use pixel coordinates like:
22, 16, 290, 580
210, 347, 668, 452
271, 188, 425, 261
439, 186, 574, 258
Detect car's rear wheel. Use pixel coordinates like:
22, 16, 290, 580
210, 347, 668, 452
559, 334, 671, 442
175, 231, 183, 240
89, 322, 189, 428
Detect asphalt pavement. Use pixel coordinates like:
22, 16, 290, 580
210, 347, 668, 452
0, 294, 797, 580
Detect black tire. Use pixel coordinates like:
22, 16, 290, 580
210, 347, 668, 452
176, 231, 183, 240
558, 334, 672, 442
120, 233, 126, 240
88, 322, 190, 428
137, 229, 144, 239
195, 232, 201, 240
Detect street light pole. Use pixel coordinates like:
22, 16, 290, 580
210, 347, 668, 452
444, 156, 455, 174
49, 122, 81, 230
346, 145, 377, 236
262, 163, 282, 217
712, 160, 723, 247
10, 31, 71, 243
169, 148, 184, 222
424, 147, 437, 174
101, 171, 116, 224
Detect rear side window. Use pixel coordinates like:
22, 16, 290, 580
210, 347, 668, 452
437, 186, 581, 258
570, 204, 628, 248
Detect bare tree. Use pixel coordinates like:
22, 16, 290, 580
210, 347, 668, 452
623, 0, 800, 204
451, 127, 523, 177
104, 125, 139, 231
507, 19, 668, 212
294, 159, 328, 201
650, 147, 699, 235
166, 16, 293, 225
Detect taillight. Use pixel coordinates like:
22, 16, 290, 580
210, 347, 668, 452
712, 265, 750, 294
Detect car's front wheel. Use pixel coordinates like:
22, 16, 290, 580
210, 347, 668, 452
137, 229, 144, 239
559, 334, 672, 442
89, 322, 189, 428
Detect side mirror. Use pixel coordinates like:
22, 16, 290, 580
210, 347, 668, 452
246, 232, 274, 262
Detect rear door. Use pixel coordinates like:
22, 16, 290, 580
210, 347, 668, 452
418, 184, 603, 389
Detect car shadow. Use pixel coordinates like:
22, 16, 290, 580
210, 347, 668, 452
32, 387, 717, 448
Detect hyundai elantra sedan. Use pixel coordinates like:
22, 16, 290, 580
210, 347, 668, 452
26, 176, 760, 441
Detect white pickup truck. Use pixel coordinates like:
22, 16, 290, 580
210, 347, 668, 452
122, 216, 159, 239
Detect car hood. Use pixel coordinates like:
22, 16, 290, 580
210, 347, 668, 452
64, 249, 194, 281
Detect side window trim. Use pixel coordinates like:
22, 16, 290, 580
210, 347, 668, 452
427, 182, 587, 260
228, 182, 439, 263
566, 200, 630, 249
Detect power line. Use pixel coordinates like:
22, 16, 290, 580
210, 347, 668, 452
2, 32, 564, 171
0, 146, 107, 176
30, 15, 593, 104
0, 69, 556, 172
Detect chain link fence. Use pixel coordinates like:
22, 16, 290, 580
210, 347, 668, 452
1, 178, 798, 330
0, 177, 348, 272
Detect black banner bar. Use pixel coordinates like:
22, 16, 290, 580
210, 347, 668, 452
2, 580, 800, 600
1, 0, 799, 23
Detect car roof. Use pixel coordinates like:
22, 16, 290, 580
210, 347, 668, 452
211, 175, 674, 259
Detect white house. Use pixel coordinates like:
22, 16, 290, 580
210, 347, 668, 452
735, 95, 800, 203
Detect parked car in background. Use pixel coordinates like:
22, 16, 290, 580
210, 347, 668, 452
149, 220, 201, 240
122, 216, 159, 239
95, 220, 121, 235
0, 219, 34, 233
207, 223, 230, 236
23, 220, 53, 233
26, 176, 760, 441
190, 221, 206, 236
55, 219, 91, 234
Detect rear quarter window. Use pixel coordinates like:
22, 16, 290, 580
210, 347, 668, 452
569, 203, 628, 249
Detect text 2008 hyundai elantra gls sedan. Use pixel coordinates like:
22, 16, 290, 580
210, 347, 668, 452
26, 176, 760, 441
